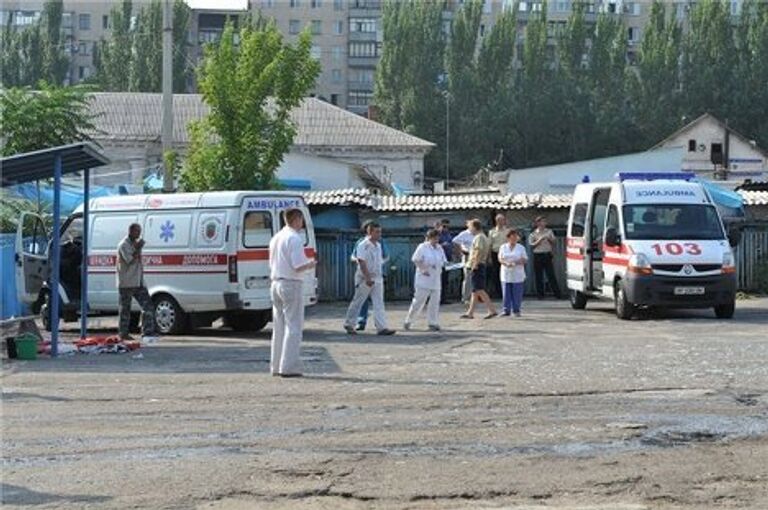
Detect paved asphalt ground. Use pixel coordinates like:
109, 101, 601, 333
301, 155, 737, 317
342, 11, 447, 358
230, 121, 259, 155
2, 297, 768, 509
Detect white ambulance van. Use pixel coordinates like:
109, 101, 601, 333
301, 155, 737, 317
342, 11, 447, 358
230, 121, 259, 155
566, 173, 739, 319
15, 191, 318, 334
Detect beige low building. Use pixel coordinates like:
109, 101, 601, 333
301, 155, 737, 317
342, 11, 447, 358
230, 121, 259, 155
86, 92, 434, 191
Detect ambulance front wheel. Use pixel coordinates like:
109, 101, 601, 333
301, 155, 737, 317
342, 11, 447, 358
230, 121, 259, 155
153, 294, 187, 335
614, 280, 635, 320
570, 290, 587, 310
714, 301, 735, 319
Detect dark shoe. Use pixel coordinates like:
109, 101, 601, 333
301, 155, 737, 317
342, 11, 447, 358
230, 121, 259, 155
278, 373, 303, 378
484, 312, 498, 320
355, 324, 366, 331
344, 325, 357, 335
377, 329, 396, 336
428, 325, 441, 332
501, 311, 511, 316
460, 314, 474, 319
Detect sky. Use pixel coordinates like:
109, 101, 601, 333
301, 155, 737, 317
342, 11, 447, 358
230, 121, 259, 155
184, 0, 249, 10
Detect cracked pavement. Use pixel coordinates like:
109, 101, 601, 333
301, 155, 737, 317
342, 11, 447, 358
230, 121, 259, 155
2, 298, 768, 509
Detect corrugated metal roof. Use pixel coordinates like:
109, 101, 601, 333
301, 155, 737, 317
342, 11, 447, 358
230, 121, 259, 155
303, 188, 378, 207
87, 93, 434, 150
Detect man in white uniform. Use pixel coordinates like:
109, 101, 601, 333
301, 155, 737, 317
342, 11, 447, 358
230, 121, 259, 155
343, 222, 396, 336
404, 229, 447, 331
269, 209, 317, 377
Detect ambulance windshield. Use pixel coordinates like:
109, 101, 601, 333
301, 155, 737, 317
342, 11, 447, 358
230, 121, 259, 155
622, 204, 724, 240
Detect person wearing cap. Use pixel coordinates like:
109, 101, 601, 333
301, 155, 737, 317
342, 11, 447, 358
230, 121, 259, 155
460, 219, 497, 320
487, 213, 510, 299
404, 229, 448, 331
528, 215, 562, 299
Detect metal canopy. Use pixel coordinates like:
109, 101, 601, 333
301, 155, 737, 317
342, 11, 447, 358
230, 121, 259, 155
0, 142, 110, 187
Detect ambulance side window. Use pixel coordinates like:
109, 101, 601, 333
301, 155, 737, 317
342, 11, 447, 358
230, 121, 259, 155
243, 211, 273, 247
570, 203, 588, 237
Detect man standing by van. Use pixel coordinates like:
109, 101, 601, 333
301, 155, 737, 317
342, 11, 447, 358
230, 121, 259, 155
117, 223, 158, 342
269, 209, 317, 377
344, 222, 396, 336
529, 215, 562, 299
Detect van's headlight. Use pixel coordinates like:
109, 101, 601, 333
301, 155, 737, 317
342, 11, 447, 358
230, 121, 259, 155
628, 253, 653, 275
722, 251, 736, 274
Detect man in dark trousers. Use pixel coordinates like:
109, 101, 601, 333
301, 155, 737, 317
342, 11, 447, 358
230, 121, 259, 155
436, 219, 454, 303
116, 223, 158, 342
528, 215, 562, 299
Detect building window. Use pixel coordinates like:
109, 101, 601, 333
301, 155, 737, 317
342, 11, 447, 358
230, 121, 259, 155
627, 26, 641, 43
78, 41, 89, 55
483, 0, 492, 13
556, 1, 570, 12
311, 20, 322, 35
479, 24, 486, 37
731, 1, 740, 15
688, 139, 696, 152
332, 45, 343, 61
625, 2, 641, 15
349, 90, 373, 107
289, 19, 301, 34
332, 69, 342, 82
16, 11, 40, 26
330, 93, 339, 105
310, 45, 322, 60
349, 17, 376, 33
334, 0, 344, 10
350, 67, 374, 84
78, 66, 90, 79
349, 41, 379, 58
102, 14, 109, 29
199, 29, 221, 44
334, 20, 343, 34
263, 0, 275, 6
78, 13, 90, 30
519, 2, 528, 12
290, 0, 299, 7
311, 0, 321, 7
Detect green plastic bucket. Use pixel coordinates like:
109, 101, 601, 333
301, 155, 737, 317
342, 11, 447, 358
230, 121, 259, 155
15, 333, 39, 360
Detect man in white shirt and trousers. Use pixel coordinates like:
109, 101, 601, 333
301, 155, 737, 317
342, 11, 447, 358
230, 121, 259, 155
269, 209, 317, 377
343, 222, 396, 336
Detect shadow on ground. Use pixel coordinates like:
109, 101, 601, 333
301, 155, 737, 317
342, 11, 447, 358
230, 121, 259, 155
1, 483, 110, 506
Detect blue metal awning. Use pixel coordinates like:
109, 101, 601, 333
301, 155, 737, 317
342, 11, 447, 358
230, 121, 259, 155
1, 143, 110, 357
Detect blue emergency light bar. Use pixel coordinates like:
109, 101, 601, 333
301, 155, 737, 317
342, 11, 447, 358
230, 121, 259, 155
617, 172, 697, 182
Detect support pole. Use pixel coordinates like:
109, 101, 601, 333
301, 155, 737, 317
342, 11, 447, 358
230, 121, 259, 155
80, 168, 90, 340
161, 0, 174, 192
50, 153, 62, 357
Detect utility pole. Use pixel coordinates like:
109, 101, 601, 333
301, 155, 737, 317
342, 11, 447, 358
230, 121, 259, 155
161, 0, 174, 192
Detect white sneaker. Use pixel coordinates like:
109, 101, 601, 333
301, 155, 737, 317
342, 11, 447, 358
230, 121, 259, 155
142, 335, 160, 344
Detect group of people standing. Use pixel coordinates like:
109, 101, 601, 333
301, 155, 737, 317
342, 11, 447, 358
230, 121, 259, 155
267, 209, 562, 377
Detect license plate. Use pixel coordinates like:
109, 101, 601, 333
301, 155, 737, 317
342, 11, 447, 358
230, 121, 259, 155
674, 286, 705, 295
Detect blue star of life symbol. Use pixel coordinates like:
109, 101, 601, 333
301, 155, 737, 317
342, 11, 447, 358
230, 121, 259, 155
159, 220, 175, 243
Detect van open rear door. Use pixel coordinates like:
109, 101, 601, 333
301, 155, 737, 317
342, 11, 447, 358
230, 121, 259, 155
238, 201, 276, 309
15, 212, 49, 304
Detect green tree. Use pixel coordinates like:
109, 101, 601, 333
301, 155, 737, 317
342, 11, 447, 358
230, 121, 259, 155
41, 0, 68, 85
130, 0, 163, 92
680, 0, 736, 122
375, 0, 445, 177
0, 84, 96, 156
181, 22, 320, 191
444, 0, 483, 177
96, 0, 133, 91
628, 1, 683, 147
475, 5, 517, 170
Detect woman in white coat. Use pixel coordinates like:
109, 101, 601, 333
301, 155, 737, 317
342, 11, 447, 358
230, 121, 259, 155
498, 228, 528, 317
404, 229, 447, 331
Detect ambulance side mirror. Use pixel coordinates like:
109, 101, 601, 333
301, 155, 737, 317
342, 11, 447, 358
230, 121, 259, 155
605, 227, 620, 247
727, 228, 741, 248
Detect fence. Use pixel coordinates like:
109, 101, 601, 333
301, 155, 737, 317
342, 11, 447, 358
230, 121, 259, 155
315, 226, 768, 302
315, 229, 567, 302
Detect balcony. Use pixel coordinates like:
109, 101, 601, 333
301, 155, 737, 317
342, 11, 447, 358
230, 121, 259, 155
348, 56, 379, 67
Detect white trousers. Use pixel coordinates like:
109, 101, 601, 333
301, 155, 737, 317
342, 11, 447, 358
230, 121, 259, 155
404, 287, 441, 327
344, 278, 388, 331
270, 280, 305, 375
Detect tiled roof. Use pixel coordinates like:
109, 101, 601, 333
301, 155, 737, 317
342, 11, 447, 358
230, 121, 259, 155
304, 188, 767, 210
87, 93, 434, 150
302, 189, 572, 211
303, 188, 377, 207
740, 190, 768, 206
